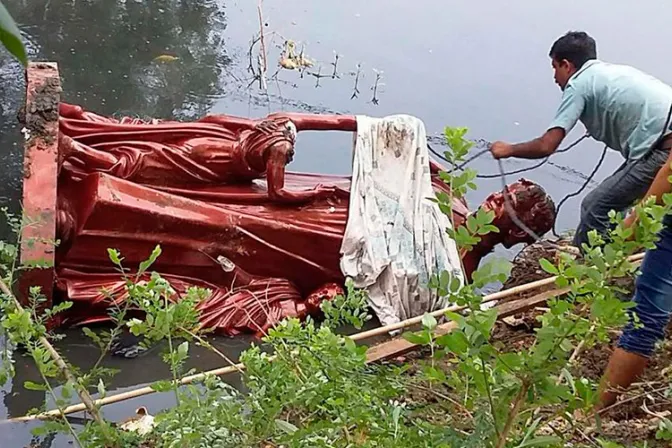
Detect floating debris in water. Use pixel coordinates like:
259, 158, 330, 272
278, 40, 314, 71
153, 54, 179, 63
279, 57, 299, 70
119, 406, 155, 435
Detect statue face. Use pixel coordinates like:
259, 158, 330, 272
305, 283, 345, 316
482, 179, 556, 248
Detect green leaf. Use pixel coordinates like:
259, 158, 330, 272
445, 311, 466, 327
402, 331, 431, 346
423, 365, 447, 383
466, 216, 478, 234
478, 224, 499, 235
275, 419, 299, 434
177, 341, 189, 358
138, 245, 162, 274
23, 381, 46, 391
0, 2, 26, 66
449, 275, 462, 293
150, 380, 174, 392
435, 331, 469, 355
107, 248, 122, 265
97, 379, 106, 398
61, 383, 73, 400
556, 275, 569, 288
539, 258, 559, 275
422, 313, 437, 331
480, 209, 496, 224
82, 327, 103, 348
439, 270, 450, 289
657, 418, 672, 440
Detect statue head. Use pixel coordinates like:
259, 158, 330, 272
305, 282, 345, 316
242, 118, 298, 172
480, 178, 556, 248
273, 119, 298, 164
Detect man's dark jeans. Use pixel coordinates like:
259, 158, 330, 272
619, 216, 672, 357
573, 146, 671, 248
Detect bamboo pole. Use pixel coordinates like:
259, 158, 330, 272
351, 251, 644, 342
3, 251, 646, 423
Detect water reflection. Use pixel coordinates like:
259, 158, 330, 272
4, 330, 255, 447
0, 0, 233, 222
4, 0, 230, 119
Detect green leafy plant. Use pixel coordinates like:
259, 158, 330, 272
0, 1, 27, 65
320, 277, 372, 329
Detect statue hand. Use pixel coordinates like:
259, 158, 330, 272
270, 184, 337, 204
254, 115, 291, 133
315, 184, 338, 200
58, 134, 80, 165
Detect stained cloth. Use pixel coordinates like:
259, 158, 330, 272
340, 115, 464, 326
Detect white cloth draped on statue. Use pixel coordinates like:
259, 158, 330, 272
339, 114, 465, 326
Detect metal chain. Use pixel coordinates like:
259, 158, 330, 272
428, 132, 597, 251
551, 144, 608, 238
475, 133, 590, 179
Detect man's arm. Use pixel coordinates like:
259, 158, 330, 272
490, 84, 584, 160
491, 128, 566, 159
642, 154, 672, 205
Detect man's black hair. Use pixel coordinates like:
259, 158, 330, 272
549, 31, 597, 69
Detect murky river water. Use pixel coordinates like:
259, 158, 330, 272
0, 0, 671, 445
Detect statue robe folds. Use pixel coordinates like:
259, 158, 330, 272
340, 115, 464, 326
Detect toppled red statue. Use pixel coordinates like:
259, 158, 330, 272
21, 68, 555, 337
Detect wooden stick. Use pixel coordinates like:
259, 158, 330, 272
6, 363, 245, 423
0, 279, 106, 427
350, 251, 644, 342
4, 251, 646, 423
257, 0, 268, 90
365, 285, 571, 363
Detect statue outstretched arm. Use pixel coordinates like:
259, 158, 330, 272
197, 114, 259, 133
265, 147, 335, 203
267, 113, 357, 132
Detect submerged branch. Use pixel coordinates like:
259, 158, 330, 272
0, 278, 113, 441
